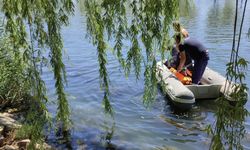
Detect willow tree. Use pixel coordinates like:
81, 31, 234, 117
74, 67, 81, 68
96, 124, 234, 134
0, 0, 74, 145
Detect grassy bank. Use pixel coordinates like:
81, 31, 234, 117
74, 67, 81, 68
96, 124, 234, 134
0, 27, 50, 149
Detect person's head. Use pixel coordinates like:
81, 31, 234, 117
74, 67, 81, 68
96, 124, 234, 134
172, 21, 189, 38
172, 21, 181, 32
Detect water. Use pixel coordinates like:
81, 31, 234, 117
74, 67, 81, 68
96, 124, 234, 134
44, 0, 250, 149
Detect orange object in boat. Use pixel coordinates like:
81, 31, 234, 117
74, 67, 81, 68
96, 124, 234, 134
169, 67, 192, 85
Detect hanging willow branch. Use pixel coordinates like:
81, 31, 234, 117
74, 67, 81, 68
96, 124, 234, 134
1, 0, 74, 134
85, 0, 113, 114
209, 0, 249, 149
84, 0, 180, 111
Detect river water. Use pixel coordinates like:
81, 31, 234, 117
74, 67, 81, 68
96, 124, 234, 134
44, 0, 250, 149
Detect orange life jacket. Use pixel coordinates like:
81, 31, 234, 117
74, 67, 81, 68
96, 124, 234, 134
169, 67, 192, 85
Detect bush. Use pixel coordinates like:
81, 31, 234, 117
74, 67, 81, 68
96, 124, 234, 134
0, 36, 30, 110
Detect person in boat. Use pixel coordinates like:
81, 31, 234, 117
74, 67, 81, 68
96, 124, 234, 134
165, 27, 193, 71
174, 33, 209, 84
165, 45, 193, 71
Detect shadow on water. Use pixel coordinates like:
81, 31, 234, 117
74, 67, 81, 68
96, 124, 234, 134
46, 90, 249, 149
157, 83, 249, 149
99, 122, 119, 150
46, 120, 127, 150
45, 127, 73, 149
157, 86, 212, 133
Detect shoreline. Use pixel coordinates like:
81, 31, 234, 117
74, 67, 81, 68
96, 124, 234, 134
0, 108, 52, 150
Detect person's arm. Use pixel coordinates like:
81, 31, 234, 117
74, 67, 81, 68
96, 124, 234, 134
177, 51, 186, 72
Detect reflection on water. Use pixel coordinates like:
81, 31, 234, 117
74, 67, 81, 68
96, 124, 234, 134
205, 0, 235, 45
179, 0, 197, 19
44, 0, 250, 149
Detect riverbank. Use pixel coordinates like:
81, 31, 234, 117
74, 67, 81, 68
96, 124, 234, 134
0, 107, 52, 150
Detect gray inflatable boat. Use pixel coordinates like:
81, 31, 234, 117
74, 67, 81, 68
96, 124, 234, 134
156, 61, 248, 109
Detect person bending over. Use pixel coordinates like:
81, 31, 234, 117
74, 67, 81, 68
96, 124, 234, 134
174, 34, 209, 84
165, 45, 193, 71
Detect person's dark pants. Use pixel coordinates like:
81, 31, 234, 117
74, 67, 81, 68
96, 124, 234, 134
192, 50, 209, 84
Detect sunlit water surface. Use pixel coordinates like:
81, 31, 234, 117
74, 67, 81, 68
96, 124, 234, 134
44, 0, 250, 149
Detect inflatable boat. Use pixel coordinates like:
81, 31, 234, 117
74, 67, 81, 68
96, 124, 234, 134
156, 61, 248, 110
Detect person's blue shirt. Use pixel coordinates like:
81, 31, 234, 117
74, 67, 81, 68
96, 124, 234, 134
179, 37, 209, 60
